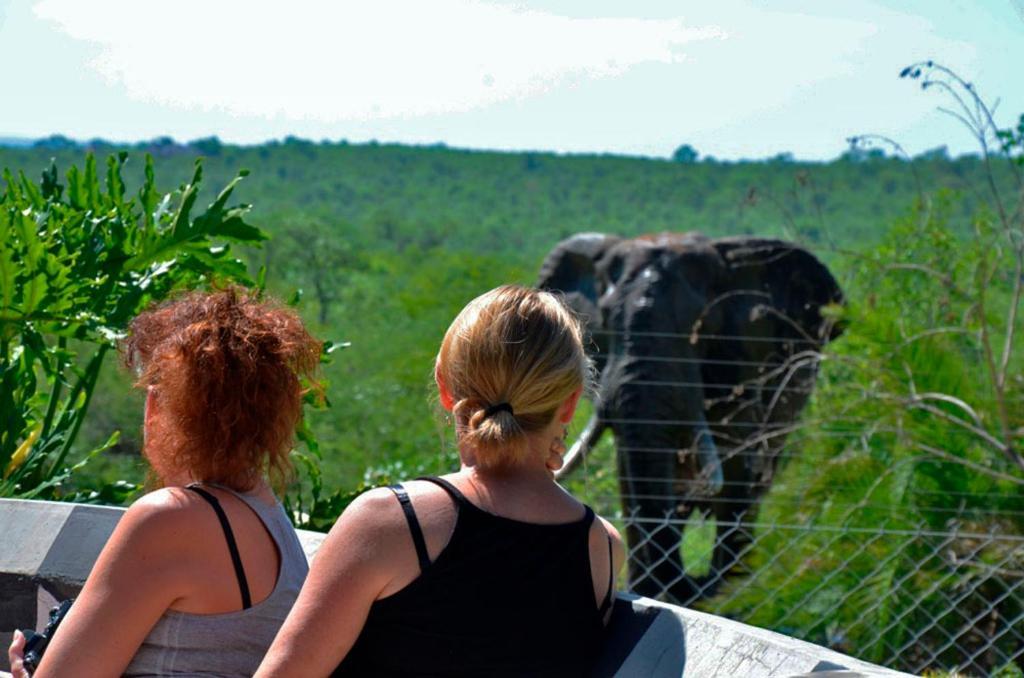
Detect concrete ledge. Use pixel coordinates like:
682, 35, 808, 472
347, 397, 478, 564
595, 596, 912, 677
0, 499, 910, 676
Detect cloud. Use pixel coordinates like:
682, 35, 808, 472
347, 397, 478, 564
34, 0, 726, 121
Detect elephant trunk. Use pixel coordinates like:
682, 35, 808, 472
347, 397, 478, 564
606, 359, 724, 602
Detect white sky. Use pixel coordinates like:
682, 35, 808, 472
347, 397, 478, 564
0, 0, 1021, 160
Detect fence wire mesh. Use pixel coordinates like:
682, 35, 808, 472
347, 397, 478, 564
618, 513, 1024, 676
559, 320, 1024, 677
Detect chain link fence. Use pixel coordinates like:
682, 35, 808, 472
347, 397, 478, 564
537, 202, 1024, 678
556, 321, 1024, 676
619, 512, 1024, 676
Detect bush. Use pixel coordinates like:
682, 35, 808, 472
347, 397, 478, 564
0, 154, 265, 499
708, 62, 1024, 674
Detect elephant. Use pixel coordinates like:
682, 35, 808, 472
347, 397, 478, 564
538, 232, 843, 604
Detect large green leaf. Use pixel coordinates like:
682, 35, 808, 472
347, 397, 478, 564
1, 152, 266, 501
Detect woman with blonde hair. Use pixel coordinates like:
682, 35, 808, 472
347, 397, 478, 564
257, 284, 625, 677
8, 287, 321, 677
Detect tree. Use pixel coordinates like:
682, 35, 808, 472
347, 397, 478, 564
915, 145, 949, 161
32, 135, 78, 150
191, 136, 224, 157
672, 144, 699, 163
273, 216, 360, 326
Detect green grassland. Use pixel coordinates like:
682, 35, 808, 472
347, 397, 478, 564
0, 137, 996, 502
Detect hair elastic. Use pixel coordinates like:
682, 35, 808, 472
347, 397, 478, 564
484, 402, 514, 418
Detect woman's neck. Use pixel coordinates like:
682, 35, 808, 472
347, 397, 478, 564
154, 468, 268, 494
460, 459, 553, 485
455, 452, 580, 522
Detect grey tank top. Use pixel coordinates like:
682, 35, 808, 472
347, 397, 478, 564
124, 485, 308, 677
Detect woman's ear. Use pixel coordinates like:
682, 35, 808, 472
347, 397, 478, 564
558, 386, 584, 424
435, 366, 455, 412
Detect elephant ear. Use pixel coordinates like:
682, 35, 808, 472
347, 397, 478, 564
537, 233, 621, 357
711, 237, 844, 343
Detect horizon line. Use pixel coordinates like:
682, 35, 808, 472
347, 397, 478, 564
0, 132, 971, 165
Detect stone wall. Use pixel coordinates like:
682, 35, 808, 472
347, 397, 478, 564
0, 498, 911, 677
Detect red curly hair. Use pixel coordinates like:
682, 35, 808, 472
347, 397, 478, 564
121, 287, 322, 492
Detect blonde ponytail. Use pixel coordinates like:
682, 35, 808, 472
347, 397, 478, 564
437, 285, 593, 469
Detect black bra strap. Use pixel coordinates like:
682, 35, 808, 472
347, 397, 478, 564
416, 475, 469, 505
185, 485, 252, 610
388, 484, 432, 573
589, 508, 614, 616
598, 534, 615, 616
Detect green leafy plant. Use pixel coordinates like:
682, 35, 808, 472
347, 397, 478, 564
0, 154, 266, 499
708, 62, 1024, 674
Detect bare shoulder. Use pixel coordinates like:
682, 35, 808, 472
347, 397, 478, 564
116, 487, 210, 545
320, 487, 408, 553
85, 488, 212, 594
338, 486, 405, 525
340, 483, 455, 536
591, 514, 627, 572
596, 516, 624, 545
399, 478, 460, 512
128, 485, 205, 512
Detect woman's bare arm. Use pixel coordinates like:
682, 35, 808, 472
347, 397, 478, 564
31, 490, 197, 678
255, 489, 407, 678
599, 516, 627, 580
592, 515, 626, 624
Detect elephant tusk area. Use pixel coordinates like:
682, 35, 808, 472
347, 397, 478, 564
555, 413, 603, 481
696, 430, 724, 497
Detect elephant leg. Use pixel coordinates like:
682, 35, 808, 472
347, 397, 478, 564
704, 448, 760, 595
615, 425, 698, 604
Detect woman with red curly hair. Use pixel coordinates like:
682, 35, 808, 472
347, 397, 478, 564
8, 287, 321, 678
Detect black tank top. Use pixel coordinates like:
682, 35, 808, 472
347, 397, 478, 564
333, 476, 613, 677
